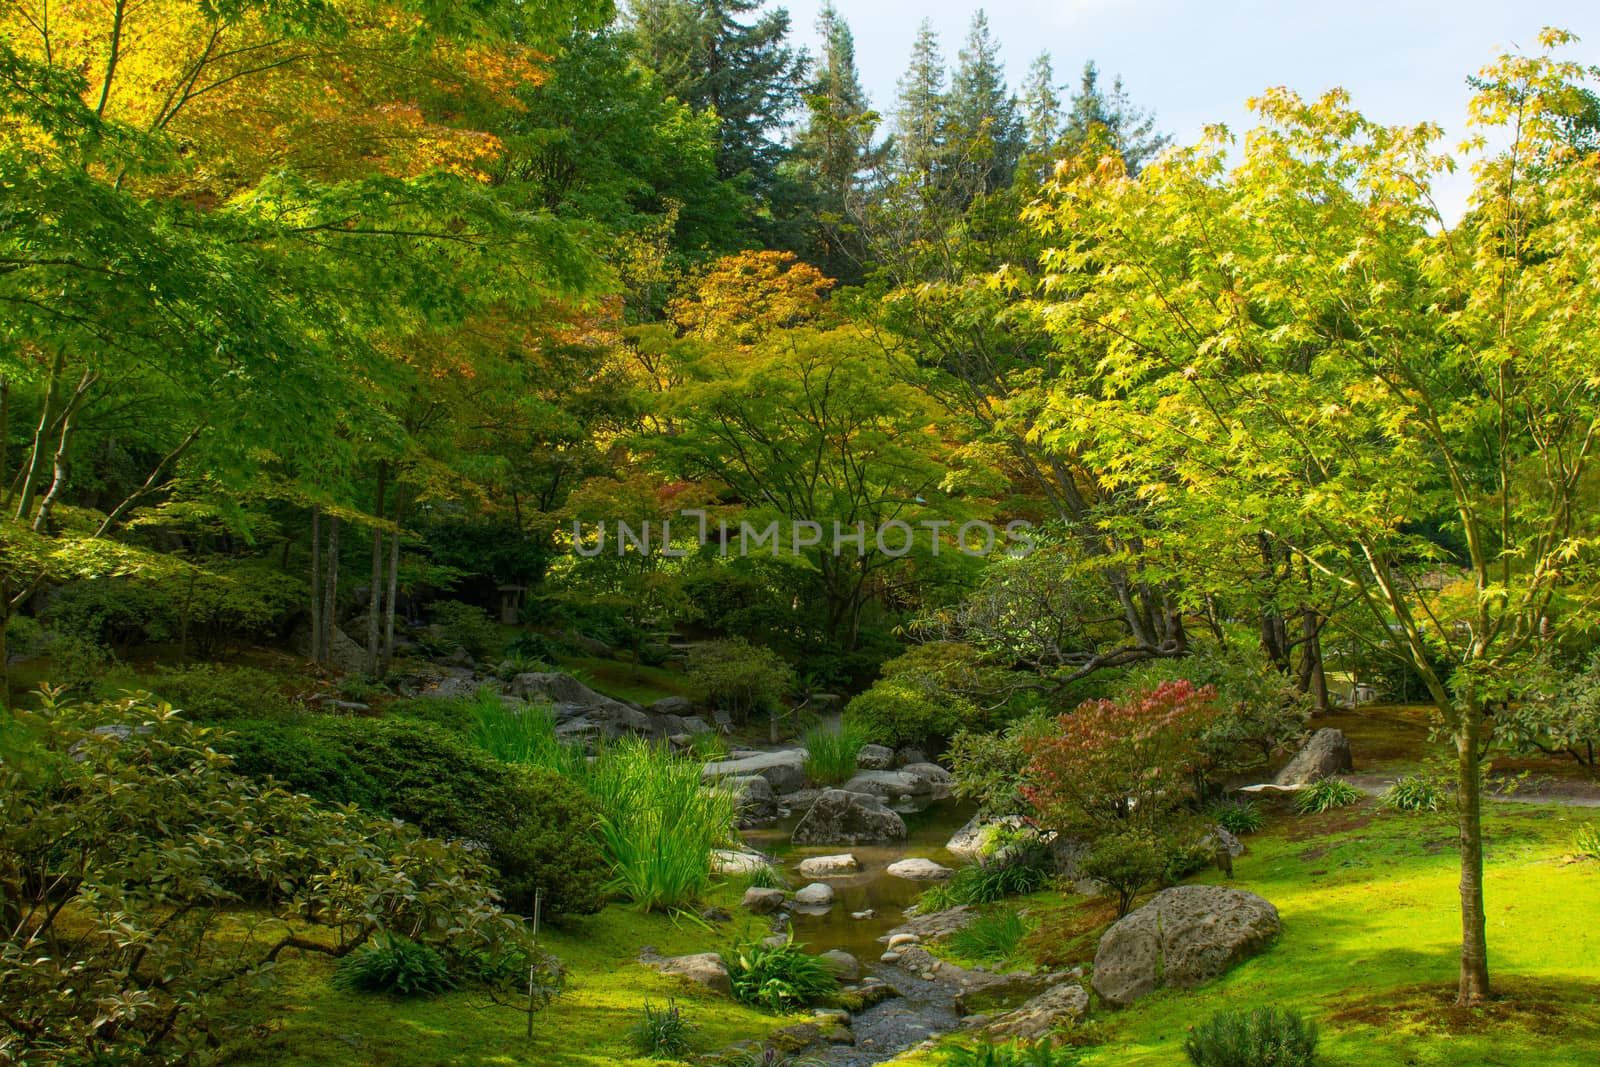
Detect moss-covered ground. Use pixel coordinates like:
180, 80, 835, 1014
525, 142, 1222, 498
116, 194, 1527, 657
901, 797, 1600, 1067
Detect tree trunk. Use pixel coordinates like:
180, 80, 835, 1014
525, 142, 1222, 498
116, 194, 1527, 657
14, 350, 65, 522
321, 516, 340, 667
310, 506, 322, 664
1298, 606, 1330, 713
382, 492, 404, 675
1455, 705, 1491, 1004
365, 465, 386, 677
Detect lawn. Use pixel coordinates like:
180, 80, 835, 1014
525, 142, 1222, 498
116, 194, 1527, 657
215, 903, 787, 1066
898, 798, 1600, 1066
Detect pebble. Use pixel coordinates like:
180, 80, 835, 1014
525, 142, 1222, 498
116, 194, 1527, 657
880, 951, 901, 962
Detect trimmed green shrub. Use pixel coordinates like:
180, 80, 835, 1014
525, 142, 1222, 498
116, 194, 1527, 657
1210, 797, 1266, 835
1184, 1006, 1319, 1067
218, 716, 607, 918
686, 637, 793, 722
334, 934, 457, 996
844, 680, 971, 749
1077, 830, 1169, 917
723, 938, 839, 1012
143, 664, 302, 722
1294, 777, 1364, 815
628, 999, 696, 1059
1381, 775, 1445, 813
802, 722, 865, 785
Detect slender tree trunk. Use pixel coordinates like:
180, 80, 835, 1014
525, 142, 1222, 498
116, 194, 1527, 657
382, 492, 404, 674
310, 506, 322, 664
1456, 704, 1491, 1004
31, 374, 93, 533
15, 350, 65, 522
365, 466, 386, 677
1298, 607, 1330, 713
321, 516, 340, 668
0, 376, 9, 497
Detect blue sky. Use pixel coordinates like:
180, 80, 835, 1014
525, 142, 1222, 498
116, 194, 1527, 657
776, 1, 1599, 219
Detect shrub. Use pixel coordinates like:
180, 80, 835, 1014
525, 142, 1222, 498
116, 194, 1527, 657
945, 1038, 1082, 1066
946, 716, 1053, 817
505, 630, 572, 664
1184, 1006, 1319, 1067
628, 999, 696, 1059
1210, 797, 1266, 835
0, 692, 527, 1061
803, 722, 865, 785
1023, 680, 1221, 836
937, 847, 1054, 908
723, 938, 839, 1012
218, 716, 608, 918
585, 738, 737, 912
1573, 823, 1600, 862
1077, 830, 1170, 917
1124, 646, 1308, 787
946, 908, 1031, 964
845, 680, 973, 749
425, 600, 500, 660
334, 934, 457, 996
49, 631, 114, 691
144, 663, 302, 722
1294, 777, 1364, 815
1381, 775, 1445, 813
686, 637, 793, 722
1499, 651, 1600, 767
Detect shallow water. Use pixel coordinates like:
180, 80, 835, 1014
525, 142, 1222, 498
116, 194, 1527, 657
739, 799, 975, 966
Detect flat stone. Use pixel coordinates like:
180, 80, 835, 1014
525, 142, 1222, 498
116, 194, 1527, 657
703, 749, 809, 794
886, 858, 953, 881
712, 849, 770, 875
798, 853, 860, 878
639, 950, 731, 996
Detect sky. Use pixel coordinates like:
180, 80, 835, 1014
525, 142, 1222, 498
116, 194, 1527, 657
775, 0, 1600, 220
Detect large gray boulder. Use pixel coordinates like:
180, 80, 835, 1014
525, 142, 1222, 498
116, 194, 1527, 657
649, 695, 696, 718
841, 769, 930, 801
508, 671, 658, 740
1092, 886, 1280, 1007
702, 749, 809, 795
946, 814, 1040, 861
1273, 728, 1353, 787
792, 789, 908, 846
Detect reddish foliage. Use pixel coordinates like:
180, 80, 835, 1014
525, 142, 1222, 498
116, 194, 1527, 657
1022, 679, 1221, 832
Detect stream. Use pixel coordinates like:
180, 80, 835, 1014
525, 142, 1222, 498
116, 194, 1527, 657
739, 796, 983, 1064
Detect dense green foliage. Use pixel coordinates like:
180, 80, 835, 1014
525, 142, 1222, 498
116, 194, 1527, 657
722, 938, 840, 1012
334, 936, 458, 997
628, 998, 698, 1059
1183, 1007, 1319, 1067
219, 715, 608, 917
0, 694, 530, 1061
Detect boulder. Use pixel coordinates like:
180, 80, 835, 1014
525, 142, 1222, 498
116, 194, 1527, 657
791, 789, 908, 846
702, 749, 809, 795
856, 744, 895, 770
901, 762, 956, 792
947, 814, 1034, 861
793, 882, 836, 907
509, 671, 658, 740
819, 950, 861, 981
639, 950, 731, 995
741, 887, 787, 915
840, 769, 932, 801
885, 858, 953, 881
982, 982, 1090, 1040
1092, 886, 1281, 1008
797, 854, 860, 878
680, 716, 714, 736
725, 775, 778, 825
894, 746, 928, 767
649, 695, 696, 718
1273, 728, 1353, 787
